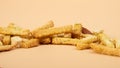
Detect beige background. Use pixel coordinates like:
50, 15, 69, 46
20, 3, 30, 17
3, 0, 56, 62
0, 0, 120, 68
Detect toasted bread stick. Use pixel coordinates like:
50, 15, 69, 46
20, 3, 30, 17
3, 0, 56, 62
90, 43, 120, 57
0, 23, 31, 37
32, 20, 54, 34
2, 35, 11, 45
72, 24, 82, 38
98, 33, 115, 48
21, 39, 39, 48
32, 20, 54, 44
0, 45, 16, 51
34, 25, 72, 38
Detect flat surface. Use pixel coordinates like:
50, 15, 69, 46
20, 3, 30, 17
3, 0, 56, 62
0, 45, 120, 68
0, 0, 120, 68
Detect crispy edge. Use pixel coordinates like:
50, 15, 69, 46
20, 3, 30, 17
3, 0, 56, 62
52, 35, 97, 50
52, 35, 97, 46
0, 45, 16, 51
32, 20, 54, 34
2, 35, 11, 45
98, 33, 115, 48
20, 39, 39, 48
76, 43, 90, 50
52, 37, 80, 45
0, 34, 4, 41
40, 38, 51, 44
38, 20, 54, 29
76, 35, 98, 50
34, 25, 72, 38
32, 20, 54, 44
72, 24, 82, 38
0, 23, 31, 37
79, 35, 98, 43
53, 33, 72, 38
114, 40, 120, 49
90, 43, 120, 57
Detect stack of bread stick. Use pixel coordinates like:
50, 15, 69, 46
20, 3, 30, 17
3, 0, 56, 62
0, 20, 120, 57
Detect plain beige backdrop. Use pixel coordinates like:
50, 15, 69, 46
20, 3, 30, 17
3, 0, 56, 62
0, 0, 120, 68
